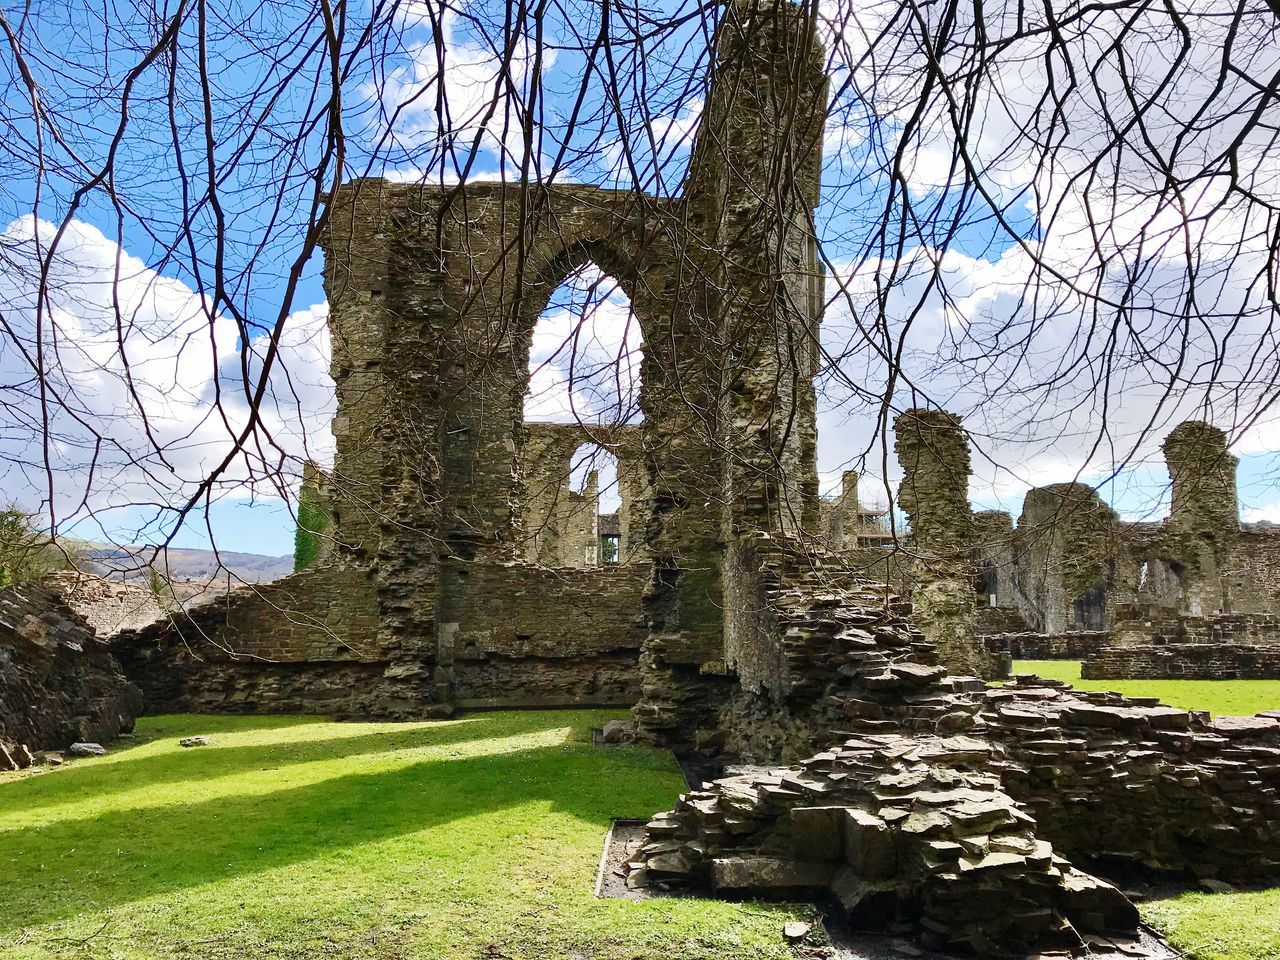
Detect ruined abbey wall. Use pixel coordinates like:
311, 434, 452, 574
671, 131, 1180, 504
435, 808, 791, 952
969, 422, 1280, 678
44, 571, 163, 637
521, 422, 648, 566
114, 0, 829, 733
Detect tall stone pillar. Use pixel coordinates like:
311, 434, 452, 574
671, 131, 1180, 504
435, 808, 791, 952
684, 0, 828, 538
632, 0, 831, 745
893, 409, 992, 677
1162, 421, 1239, 614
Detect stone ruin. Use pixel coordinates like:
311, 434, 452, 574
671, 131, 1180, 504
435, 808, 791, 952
954, 417, 1280, 680
114, 0, 832, 734
5, 1, 1276, 955
0, 580, 142, 769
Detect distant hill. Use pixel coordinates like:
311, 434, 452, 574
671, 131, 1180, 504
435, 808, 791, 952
76, 544, 294, 584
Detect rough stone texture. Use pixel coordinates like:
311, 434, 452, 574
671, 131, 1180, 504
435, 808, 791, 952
110, 563, 419, 717
1082, 608, 1280, 679
114, 557, 651, 715
1009, 484, 1117, 633
522, 423, 649, 566
0, 582, 142, 769
115, 0, 827, 730
440, 559, 650, 707
983, 629, 1110, 661
718, 533, 932, 762
975, 421, 1280, 649
1083, 642, 1280, 679
630, 731, 1132, 955
892, 410, 996, 678
630, 675, 1280, 954
42, 571, 164, 636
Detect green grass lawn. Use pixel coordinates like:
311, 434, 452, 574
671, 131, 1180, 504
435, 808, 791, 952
0, 711, 807, 960
3, 698, 1278, 960
1013, 659, 1280, 715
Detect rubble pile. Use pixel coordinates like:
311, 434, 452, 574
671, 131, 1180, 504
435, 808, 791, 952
628, 732, 1136, 955
975, 677, 1280, 880
718, 535, 952, 761
634, 659, 1280, 954
0, 582, 142, 770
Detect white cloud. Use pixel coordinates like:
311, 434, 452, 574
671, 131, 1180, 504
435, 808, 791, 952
0, 215, 334, 537
363, 0, 558, 176
524, 264, 642, 425
811, 0, 1280, 517
1244, 503, 1280, 525
814, 236, 1280, 515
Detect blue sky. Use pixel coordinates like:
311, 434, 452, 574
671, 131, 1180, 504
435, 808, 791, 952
4, 0, 1278, 558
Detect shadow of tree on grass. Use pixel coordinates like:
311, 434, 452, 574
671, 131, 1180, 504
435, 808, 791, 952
0, 710, 607, 819
0, 712, 676, 935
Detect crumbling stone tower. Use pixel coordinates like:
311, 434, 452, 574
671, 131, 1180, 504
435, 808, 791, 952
1162, 420, 1240, 614
317, 0, 828, 733
1013, 483, 1117, 632
892, 409, 991, 676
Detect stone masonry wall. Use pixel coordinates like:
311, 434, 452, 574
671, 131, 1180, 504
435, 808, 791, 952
1083, 643, 1280, 679
1221, 524, 1280, 612
630, 670, 1280, 956
983, 630, 1111, 661
893, 409, 996, 677
1, 582, 142, 768
1081, 608, 1280, 679
110, 563, 419, 717
440, 560, 650, 707
43, 571, 163, 636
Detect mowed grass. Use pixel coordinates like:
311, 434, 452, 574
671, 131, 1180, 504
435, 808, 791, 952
4, 693, 1280, 960
1014, 660, 1280, 960
1013, 659, 1280, 716
0, 711, 807, 960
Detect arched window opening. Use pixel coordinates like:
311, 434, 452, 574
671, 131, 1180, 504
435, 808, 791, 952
525, 262, 643, 426
521, 260, 651, 569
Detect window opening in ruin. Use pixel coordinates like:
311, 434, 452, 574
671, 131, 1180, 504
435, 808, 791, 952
525, 262, 642, 426
567, 442, 622, 566
522, 261, 643, 568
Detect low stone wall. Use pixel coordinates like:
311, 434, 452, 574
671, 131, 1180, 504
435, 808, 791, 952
982, 630, 1110, 660
44, 571, 164, 636
443, 560, 650, 707
111, 563, 425, 719
716, 534, 976, 762
974, 604, 1031, 634
1079, 609, 1280, 679
1111, 609, 1280, 647
1, 582, 142, 768
113, 558, 651, 716
1083, 643, 1280, 679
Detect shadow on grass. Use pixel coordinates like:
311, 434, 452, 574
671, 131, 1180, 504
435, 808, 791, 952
0, 715, 672, 934
0, 711, 605, 818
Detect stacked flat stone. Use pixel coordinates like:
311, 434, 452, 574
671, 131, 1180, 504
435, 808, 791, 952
974, 678, 1280, 881
636, 671, 1280, 955
717, 533, 950, 761
758, 539, 933, 699
628, 732, 1135, 955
